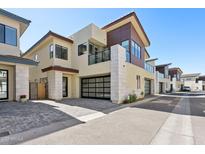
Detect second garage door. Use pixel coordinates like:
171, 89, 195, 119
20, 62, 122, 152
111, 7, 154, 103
144, 79, 151, 96
81, 75, 110, 99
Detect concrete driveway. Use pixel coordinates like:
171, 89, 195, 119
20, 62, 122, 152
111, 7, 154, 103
22, 94, 205, 145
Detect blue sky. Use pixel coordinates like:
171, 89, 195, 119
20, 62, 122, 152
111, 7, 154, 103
5, 8, 205, 74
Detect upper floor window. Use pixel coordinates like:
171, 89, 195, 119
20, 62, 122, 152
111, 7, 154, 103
121, 40, 130, 62
89, 43, 99, 55
131, 40, 141, 59
55, 44, 68, 60
49, 44, 54, 59
0, 24, 17, 46
78, 43, 87, 56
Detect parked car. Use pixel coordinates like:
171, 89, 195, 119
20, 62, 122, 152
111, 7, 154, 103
182, 86, 191, 92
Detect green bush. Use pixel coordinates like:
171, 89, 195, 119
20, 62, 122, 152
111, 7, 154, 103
129, 94, 137, 103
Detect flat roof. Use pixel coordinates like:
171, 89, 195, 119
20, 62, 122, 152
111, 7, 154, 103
0, 55, 38, 66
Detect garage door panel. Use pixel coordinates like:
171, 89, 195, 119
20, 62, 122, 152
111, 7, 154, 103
145, 79, 151, 96
81, 75, 110, 99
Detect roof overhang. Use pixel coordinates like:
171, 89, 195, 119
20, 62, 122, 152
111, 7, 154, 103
102, 12, 150, 47
156, 63, 172, 68
22, 31, 73, 57
42, 66, 79, 74
181, 73, 201, 78
169, 67, 183, 74
0, 9, 31, 36
0, 55, 38, 66
145, 58, 158, 62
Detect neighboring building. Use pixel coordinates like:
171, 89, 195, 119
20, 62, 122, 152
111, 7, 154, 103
23, 12, 156, 103
155, 63, 171, 94
169, 67, 183, 92
181, 73, 204, 91
0, 9, 37, 101
198, 76, 205, 91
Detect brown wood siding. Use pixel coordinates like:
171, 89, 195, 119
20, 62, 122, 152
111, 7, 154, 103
107, 22, 131, 47
156, 67, 165, 74
130, 24, 145, 68
106, 22, 145, 68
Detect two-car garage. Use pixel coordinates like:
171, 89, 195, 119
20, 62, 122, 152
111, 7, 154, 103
81, 75, 111, 99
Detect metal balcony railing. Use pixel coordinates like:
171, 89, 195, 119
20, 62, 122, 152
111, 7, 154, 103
158, 72, 165, 79
144, 62, 154, 74
88, 49, 110, 65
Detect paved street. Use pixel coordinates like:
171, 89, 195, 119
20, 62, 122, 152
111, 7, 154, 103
21, 94, 205, 145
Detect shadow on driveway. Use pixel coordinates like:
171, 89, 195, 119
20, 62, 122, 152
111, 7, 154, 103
59, 98, 121, 114
0, 101, 83, 144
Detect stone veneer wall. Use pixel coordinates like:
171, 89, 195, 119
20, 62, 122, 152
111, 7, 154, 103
111, 45, 127, 103
47, 70, 63, 100
15, 64, 29, 101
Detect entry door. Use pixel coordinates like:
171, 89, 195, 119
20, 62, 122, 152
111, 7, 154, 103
203, 85, 205, 91
0, 70, 8, 100
63, 77, 68, 97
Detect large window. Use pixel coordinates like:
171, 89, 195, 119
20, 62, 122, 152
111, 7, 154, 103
89, 43, 99, 55
121, 40, 130, 62
55, 44, 68, 60
0, 70, 8, 100
78, 43, 87, 56
0, 24, 17, 46
131, 40, 141, 59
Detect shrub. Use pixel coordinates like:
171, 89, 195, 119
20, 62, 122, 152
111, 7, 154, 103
141, 91, 144, 96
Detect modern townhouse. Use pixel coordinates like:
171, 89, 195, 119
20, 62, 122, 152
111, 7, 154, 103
181, 73, 205, 91
155, 63, 171, 94
23, 12, 155, 103
198, 76, 205, 91
0, 9, 37, 101
169, 67, 183, 92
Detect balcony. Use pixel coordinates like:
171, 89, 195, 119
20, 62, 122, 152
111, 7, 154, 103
145, 62, 154, 74
158, 72, 165, 79
88, 49, 110, 65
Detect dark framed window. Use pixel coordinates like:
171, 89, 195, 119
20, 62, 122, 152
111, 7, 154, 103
55, 44, 68, 60
0, 69, 8, 100
0, 24, 5, 44
131, 40, 141, 59
0, 23, 17, 46
121, 40, 130, 62
78, 43, 87, 56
